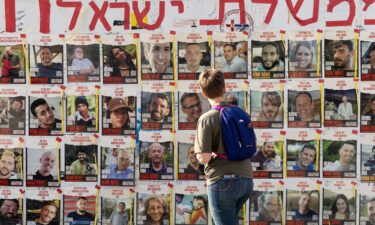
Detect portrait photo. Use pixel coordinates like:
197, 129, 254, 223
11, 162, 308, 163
102, 96, 136, 135
323, 140, 356, 177
28, 45, 63, 84
361, 41, 375, 80
286, 140, 319, 177
141, 42, 173, 80
214, 41, 248, 76
0, 45, 26, 84
66, 95, 97, 133
360, 195, 375, 225
103, 44, 137, 84
29, 96, 62, 136
0, 148, 23, 185
0, 198, 23, 225
324, 39, 355, 77
177, 142, 204, 180
361, 144, 375, 179
286, 190, 319, 221
323, 189, 355, 221
101, 197, 132, 225
101, 147, 135, 185
324, 89, 358, 127
137, 194, 170, 225
288, 40, 319, 78
250, 90, 283, 128
175, 194, 208, 225
251, 40, 285, 78
26, 199, 59, 225
0, 96, 25, 135
141, 92, 173, 130
178, 92, 209, 130
26, 148, 59, 187
250, 141, 283, 177
249, 191, 282, 223
64, 195, 96, 224
178, 42, 210, 79
139, 141, 174, 180
361, 93, 375, 130
64, 144, 98, 182
66, 44, 100, 82
288, 90, 321, 128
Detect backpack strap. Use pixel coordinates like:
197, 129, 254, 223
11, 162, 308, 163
211, 104, 228, 160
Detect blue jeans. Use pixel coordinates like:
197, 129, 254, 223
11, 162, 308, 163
207, 176, 253, 225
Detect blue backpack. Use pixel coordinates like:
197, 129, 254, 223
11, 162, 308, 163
213, 105, 257, 161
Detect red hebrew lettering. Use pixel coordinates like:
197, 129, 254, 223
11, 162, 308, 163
56, 0, 82, 30
251, 0, 278, 24
285, 0, 319, 25
200, 0, 246, 25
132, 0, 165, 30
109, 1, 131, 30
39, 0, 51, 33
170, 0, 184, 13
5, 0, 16, 32
326, 0, 355, 26
89, 1, 111, 31
363, 0, 375, 25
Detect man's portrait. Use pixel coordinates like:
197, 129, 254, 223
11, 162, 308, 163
179, 92, 208, 129
0, 149, 22, 182
250, 91, 283, 127
178, 143, 204, 180
215, 42, 247, 73
252, 41, 285, 73
139, 141, 173, 180
250, 191, 282, 222
65, 145, 97, 181
29, 45, 63, 82
101, 148, 134, 180
141, 42, 173, 74
362, 145, 375, 178
287, 191, 319, 221
362, 42, 375, 78
26, 200, 59, 225
251, 141, 282, 173
175, 194, 208, 224
102, 96, 136, 135
102, 198, 132, 225
325, 39, 354, 71
323, 190, 355, 221
178, 42, 210, 74
324, 89, 357, 126
288, 90, 321, 127
360, 196, 375, 225
287, 141, 318, 174
361, 93, 375, 128
27, 149, 58, 186
29, 97, 62, 135
67, 44, 100, 81
0, 199, 22, 225
0, 97, 25, 135
323, 140, 356, 174
65, 196, 95, 224
66, 95, 97, 132
141, 92, 172, 130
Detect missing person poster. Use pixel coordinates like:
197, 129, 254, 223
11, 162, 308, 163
177, 32, 210, 80
360, 82, 375, 132
213, 31, 248, 79
359, 184, 375, 225
322, 180, 356, 225
0, 86, 25, 135
65, 85, 98, 133
224, 79, 248, 111
361, 31, 375, 81
63, 184, 97, 225
101, 187, 134, 225
28, 85, 63, 136
28, 35, 64, 84
249, 180, 283, 225
324, 79, 358, 127
141, 81, 173, 130
175, 181, 208, 225
66, 34, 100, 83
177, 131, 204, 180
286, 129, 320, 178
251, 31, 285, 79
322, 129, 357, 178
64, 134, 98, 182
0, 35, 26, 84
0, 136, 23, 186
26, 136, 60, 187
360, 133, 375, 182
287, 80, 321, 128
140, 33, 174, 81
139, 131, 174, 181
288, 30, 321, 78
0, 188, 23, 225
285, 180, 320, 225
26, 189, 60, 225
102, 85, 137, 136
136, 182, 171, 225
324, 30, 357, 78
250, 80, 284, 129
102, 34, 138, 84
177, 81, 209, 130
101, 136, 135, 186
251, 130, 284, 179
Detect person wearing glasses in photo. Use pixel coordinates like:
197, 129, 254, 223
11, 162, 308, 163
180, 93, 203, 123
